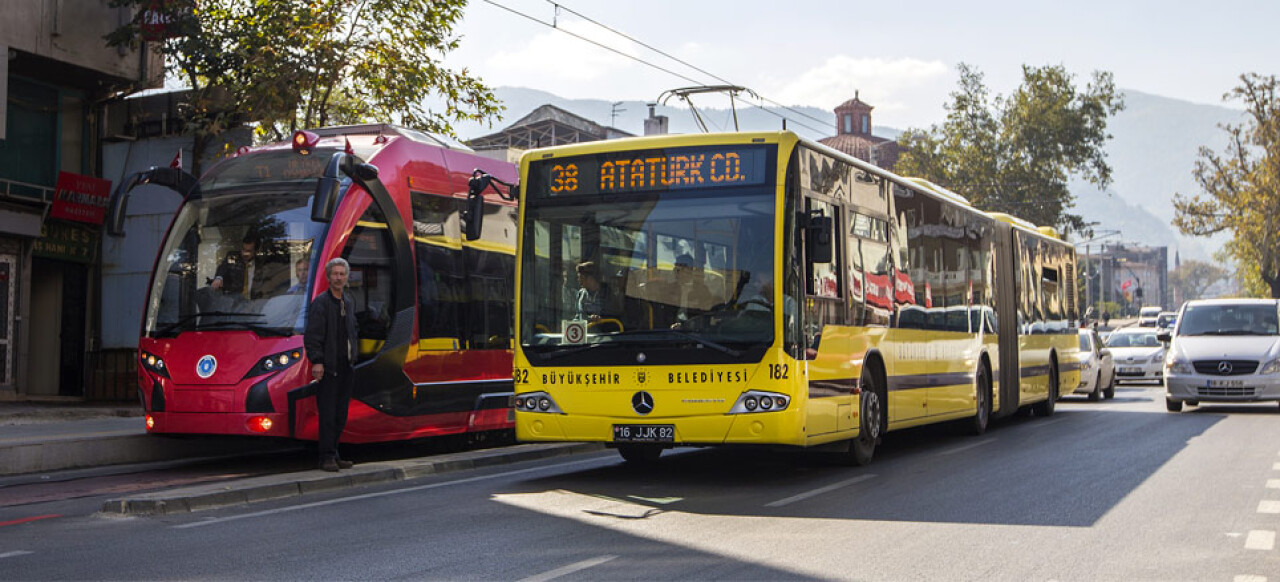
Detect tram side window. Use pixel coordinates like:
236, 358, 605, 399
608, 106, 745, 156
341, 201, 396, 361
411, 194, 466, 349
464, 248, 514, 349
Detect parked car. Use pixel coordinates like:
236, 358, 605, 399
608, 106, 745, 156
1138, 306, 1163, 327
1157, 311, 1178, 330
1106, 327, 1165, 384
1160, 298, 1280, 412
1074, 328, 1116, 401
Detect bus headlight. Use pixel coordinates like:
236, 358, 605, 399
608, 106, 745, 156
729, 390, 791, 414
249, 349, 303, 377
514, 392, 562, 414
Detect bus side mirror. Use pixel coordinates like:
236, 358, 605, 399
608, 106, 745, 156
805, 212, 833, 264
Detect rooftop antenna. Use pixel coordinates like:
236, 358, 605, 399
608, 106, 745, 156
610, 101, 626, 127
657, 85, 760, 133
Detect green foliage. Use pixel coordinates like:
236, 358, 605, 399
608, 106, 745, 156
1172, 73, 1280, 298
1169, 259, 1228, 302
105, 0, 501, 171
896, 64, 1125, 236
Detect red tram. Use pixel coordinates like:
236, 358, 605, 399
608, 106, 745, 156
107, 125, 518, 443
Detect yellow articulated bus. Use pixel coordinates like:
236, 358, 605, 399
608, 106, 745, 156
504, 131, 1079, 464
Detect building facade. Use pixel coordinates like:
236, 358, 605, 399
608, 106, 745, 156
1, 2, 162, 399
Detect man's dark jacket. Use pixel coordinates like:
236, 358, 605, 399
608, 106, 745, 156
304, 290, 359, 374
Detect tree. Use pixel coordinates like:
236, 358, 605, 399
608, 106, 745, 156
106, 0, 500, 174
1169, 259, 1228, 302
895, 64, 1125, 236
1172, 73, 1280, 298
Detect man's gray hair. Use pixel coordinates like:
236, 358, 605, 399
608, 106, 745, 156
324, 257, 350, 276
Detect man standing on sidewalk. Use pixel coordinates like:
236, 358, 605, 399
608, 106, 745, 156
304, 258, 358, 472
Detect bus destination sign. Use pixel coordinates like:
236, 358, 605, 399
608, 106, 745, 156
534, 145, 770, 197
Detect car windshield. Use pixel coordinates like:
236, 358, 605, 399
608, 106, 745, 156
1177, 303, 1280, 336
142, 151, 330, 338
1106, 331, 1161, 348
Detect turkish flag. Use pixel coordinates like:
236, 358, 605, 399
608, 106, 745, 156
169, 150, 182, 169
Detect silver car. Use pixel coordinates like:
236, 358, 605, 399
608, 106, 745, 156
1106, 327, 1165, 384
1074, 328, 1116, 401
1160, 298, 1280, 412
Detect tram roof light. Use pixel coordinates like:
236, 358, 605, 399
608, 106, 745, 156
293, 130, 320, 155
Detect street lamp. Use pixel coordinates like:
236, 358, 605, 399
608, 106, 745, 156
1074, 230, 1120, 320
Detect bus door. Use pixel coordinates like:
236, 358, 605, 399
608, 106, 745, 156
801, 196, 850, 436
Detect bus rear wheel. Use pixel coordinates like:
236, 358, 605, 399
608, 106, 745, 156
968, 366, 991, 436
617, 443, 663, 464
848, 368, 883, 466
1032, 363, 1058, 417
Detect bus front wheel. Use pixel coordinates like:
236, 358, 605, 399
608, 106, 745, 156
968, 366, 992, 436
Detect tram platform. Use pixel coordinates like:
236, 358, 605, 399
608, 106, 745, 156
98, 441, 605, 516
0, 401, 294, 477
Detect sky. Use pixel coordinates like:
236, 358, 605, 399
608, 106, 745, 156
447, 0, 1280, 133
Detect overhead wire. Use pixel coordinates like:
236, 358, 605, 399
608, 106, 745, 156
545, 1, 836, 136
478, 0, 831, 137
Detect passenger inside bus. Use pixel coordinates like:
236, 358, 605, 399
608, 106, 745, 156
574, 261, 622, 328
210, 236, 289, 300
668, 254, 715, 329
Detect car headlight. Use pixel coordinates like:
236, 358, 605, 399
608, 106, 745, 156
1261, 358, 1280, 375
1165, 356, 1194, 375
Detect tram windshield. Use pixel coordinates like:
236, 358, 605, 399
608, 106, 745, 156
518, 145, 778, 364
142, 150, 332, 338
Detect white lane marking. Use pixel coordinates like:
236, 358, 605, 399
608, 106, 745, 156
519, 555, 617, 582
1244, 530, 1276, 551
1258, 500, 1280, 514
1273, 462, 1280, 471
0, 551, 33, 559
766, 474, 877, 507
1234, 575, 1268, 582
1267, 479, 1280, 489
937, 438, 996, 456
173, 456, 612, 529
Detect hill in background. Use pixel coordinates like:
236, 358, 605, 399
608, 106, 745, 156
454, 87, 1244, 263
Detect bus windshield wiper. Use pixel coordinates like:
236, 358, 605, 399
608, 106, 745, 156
534, 342, 607, 362
611, 328, 742, 357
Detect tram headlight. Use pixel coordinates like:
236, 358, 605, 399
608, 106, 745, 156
140, 351, 170, 378
729, 390, 791, 414
514, 392, 562, 414
250, 349, 303, 377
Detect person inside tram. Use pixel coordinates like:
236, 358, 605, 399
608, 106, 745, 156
211, 236, 288, 300
287, 258, 310, 294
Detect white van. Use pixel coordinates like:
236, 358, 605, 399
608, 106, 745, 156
1138, 306, 1162, 327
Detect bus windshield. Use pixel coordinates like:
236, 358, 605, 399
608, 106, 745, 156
519, 185, 776, 365
143, 151, 330, 338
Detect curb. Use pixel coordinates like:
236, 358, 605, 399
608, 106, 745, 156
101, 442, 606, 516
1, 432, 299, 477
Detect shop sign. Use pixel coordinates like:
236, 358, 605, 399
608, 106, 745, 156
49, 172, 112, 226
34, 221, 98, 263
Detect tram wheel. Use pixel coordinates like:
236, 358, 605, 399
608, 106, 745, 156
617, 444, 663, 464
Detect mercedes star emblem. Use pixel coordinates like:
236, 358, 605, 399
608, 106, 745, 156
1217, 361, 1233, 374
631, 391, 654, 415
